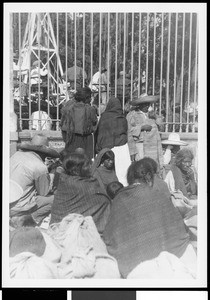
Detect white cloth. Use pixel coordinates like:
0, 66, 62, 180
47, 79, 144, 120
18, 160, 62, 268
127, 250, 196, 279
111, 143, 131, 187
31, 111, 52, 130
163, 148, 172, 165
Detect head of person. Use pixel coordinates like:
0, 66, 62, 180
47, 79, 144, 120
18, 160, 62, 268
18, 134, 60, 162
100, 150, 115, 170
74, 87, 92, 104
175, 148, 194, 174
161, 133, 188, 155
130, 92, 159, 113
106, 181, 124, 200
142, 157, 158, 174
63, 152, 91, 178
101, 67, 107, 74
127, 158, 155, 187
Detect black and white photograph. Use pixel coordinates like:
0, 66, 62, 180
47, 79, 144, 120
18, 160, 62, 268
2, 2, 207, 288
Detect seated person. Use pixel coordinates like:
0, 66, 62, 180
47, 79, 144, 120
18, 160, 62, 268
50, 152, 111, 235
91, 148, 119, 194
10, 134, 60, 227
106, 181, 124, 201
103, 158, 196, 278
164, 148, 197, 199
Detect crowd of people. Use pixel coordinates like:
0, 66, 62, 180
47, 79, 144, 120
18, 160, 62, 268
9, 85, 198, 279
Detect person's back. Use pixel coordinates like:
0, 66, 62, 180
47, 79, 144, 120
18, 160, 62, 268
103, 159, 191, 277
10, 150, 48, 212
50, 152, 111, 234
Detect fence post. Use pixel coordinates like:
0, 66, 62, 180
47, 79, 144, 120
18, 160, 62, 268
10, 13, 18, 156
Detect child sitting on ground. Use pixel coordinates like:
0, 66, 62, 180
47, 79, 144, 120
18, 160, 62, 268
106, 181, 124, 201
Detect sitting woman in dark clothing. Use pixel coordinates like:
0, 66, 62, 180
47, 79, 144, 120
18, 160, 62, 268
164, 148, 197, 199
50, 152, 111, 235
91, 148, 119, 194
103, 157, 196, 278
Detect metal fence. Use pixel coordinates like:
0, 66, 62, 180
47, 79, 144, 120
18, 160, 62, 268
12, 12, 198, 132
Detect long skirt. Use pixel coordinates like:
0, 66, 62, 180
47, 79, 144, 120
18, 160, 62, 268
111, 143, 131, 187
65, 133, 94, 160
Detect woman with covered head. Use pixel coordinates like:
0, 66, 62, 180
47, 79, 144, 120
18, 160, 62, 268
50, 152, 111, 235
103, 157, 196, 278
164, 148, 197, 199
95, 97, 131, 186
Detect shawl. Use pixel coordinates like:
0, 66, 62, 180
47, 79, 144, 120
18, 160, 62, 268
50, 173, 111, 235
170, 165, 188, 197
91, 148, 118, 192
103, 179, 190, 278
95, 97, 128, 151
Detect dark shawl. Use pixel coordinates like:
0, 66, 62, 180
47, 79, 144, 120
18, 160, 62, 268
50, 173, 111, 235
103, 178, 190, 278
91, 148, 119, 193
170, 165, 189, 197
95, 97, 128, 152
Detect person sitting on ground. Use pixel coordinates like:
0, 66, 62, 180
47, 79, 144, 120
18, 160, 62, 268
10, 134, 60, 227
50, 152, 111, 235
106, 181, 124, 201
164, 148, 197, 199
161, 132, 188, 165
91, 148, 119, 194
103, 158, 196, 278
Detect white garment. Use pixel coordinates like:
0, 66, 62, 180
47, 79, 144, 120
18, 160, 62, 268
163, 148, 172, 165
164, 170, 175, 193
31, 111, 52, 130
111, 143, 131, 187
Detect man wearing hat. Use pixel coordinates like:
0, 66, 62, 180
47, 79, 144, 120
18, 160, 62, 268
126, 92, 160, 162
161, 133, 188, 179
10, 133, 60, 226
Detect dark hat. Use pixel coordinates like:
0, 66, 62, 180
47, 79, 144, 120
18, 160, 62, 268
130, 92, 159, 106
18, 134, 60, 158
9, 227, 46, 257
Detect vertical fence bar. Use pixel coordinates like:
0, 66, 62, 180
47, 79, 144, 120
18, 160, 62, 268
192, 14, 198, 133
74, 13, 77, 90
165, 13, 171, 132
56, 13, 59, 130
186, 13, 192, 132
47, 13, 50, 120
159, 13, 164, 119
99, 12, 102, 116
130, 12, 134, 100
18, 13, 22, 130
83, 13, 85, 87
152, 13, 156, 95
90, 13, 93, 94
172, 13, 178, 132
107, 12, 110, 102
138, 13, 142, 97
65, 13, 68, 100
180, 13, 185, 133
122, 13, 126, 111
37, 13, 41, 131
28, 13, 32, 130
115, 13, 118, 97
146, 13, 149, 93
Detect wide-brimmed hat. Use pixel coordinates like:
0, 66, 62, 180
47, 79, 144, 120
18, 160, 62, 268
10, 179, 24, 204
18, 134, 60, 158
161, 133, 188, 146
130, 92, 159, 106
